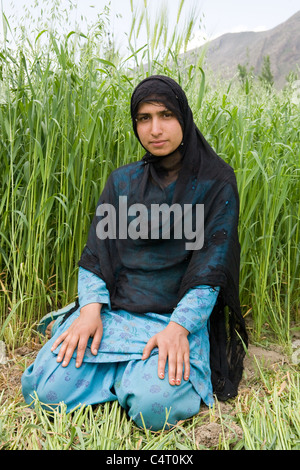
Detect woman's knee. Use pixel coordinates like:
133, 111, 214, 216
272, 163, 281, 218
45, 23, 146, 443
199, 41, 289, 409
22, 355, 119, 412
126, 380, 200, 431
22, 361, 61, 408
127, 389, 172, 430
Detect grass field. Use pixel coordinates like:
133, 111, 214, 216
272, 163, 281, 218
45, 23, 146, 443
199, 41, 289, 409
0, 0, 299, 450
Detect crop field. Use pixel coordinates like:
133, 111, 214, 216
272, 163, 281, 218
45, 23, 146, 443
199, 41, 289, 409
0, 0, 299, 450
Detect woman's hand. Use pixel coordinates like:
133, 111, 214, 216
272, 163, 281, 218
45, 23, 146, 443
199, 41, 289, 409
142, 321, 190, 385
51, 303, 103, 368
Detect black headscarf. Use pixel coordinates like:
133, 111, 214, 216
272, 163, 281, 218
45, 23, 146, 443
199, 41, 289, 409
77, 75, 248, 400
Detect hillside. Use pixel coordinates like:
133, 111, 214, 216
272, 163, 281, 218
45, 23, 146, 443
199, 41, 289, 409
186, 10, 300, 88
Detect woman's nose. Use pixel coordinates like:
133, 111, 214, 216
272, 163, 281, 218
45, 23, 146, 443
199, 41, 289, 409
150, 117, 162, 136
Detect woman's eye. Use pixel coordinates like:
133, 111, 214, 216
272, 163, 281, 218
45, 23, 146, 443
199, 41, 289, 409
136, 115, 149, 122
163, 112, 173, 119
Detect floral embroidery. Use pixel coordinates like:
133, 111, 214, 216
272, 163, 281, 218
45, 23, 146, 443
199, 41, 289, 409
150, 385, 161, 393
75, 379, 90, 389
46, 391, 58, 401
152, 402, 164, 414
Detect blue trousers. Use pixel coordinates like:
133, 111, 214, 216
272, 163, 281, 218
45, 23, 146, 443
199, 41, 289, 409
22, 333, 202, 431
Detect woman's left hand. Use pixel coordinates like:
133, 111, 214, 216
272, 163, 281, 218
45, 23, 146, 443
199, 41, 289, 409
142, 321, 190, 385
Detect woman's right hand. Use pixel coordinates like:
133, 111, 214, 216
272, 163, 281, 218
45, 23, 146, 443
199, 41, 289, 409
51, 303, 103, 368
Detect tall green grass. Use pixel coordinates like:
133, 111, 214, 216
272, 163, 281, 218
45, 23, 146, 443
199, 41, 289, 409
0, 0, 299, 347
193, 84, 300, 343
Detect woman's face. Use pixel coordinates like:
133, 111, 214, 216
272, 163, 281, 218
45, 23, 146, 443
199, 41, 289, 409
136, 101, 183, 156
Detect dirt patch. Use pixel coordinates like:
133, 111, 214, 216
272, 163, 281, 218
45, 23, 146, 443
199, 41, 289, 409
0, 343, 41, 405
188, 343, 289, 449
192, 420, 243, 448
240, 343, 287, 385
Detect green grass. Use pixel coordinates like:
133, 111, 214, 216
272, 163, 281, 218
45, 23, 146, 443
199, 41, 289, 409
236, 363, 300, 450
0, 0, 299, 451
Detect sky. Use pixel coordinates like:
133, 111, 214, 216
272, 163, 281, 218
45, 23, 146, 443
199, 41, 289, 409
1, 0, 300, 50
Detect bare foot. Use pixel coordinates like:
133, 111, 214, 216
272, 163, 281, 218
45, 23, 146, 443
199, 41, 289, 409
45, 320, 55, 339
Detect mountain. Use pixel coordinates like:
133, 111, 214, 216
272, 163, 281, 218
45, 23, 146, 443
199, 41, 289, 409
186, 11, 300, 88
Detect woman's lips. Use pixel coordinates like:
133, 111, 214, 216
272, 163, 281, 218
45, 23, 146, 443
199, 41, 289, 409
150, 140, 167, 148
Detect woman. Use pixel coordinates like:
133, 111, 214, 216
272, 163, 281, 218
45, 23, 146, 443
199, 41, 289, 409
22, 75, 247, 431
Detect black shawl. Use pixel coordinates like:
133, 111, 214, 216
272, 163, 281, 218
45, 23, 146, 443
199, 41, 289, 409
77, 75, 248, 401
